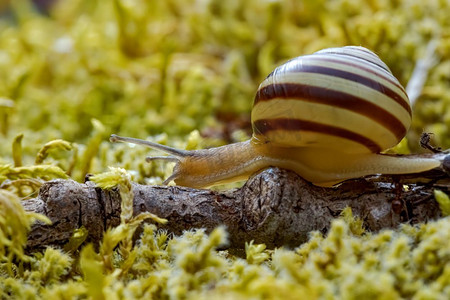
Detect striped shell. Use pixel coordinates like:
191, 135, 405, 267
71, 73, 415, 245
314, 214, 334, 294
251, 46, 411, 154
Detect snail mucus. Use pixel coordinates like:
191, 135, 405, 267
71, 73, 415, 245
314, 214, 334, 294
110, 46, 443, 189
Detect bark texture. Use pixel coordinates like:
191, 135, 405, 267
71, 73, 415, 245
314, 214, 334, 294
22, 166, 449, 250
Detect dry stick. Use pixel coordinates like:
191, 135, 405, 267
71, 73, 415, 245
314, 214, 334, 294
23, 165, 450, 251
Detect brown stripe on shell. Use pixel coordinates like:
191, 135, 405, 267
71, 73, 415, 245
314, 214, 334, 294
270, 64, 411, 116
252, 118, 382, 153
316, 47, 390, 72
338, 46, 384, 62
254, 83, 408, 141
307, 55, 409, 103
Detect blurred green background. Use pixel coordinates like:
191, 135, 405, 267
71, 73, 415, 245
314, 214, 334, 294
1, 2, 450, 299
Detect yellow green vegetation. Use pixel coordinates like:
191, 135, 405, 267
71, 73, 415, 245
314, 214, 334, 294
1, 0, 450, 298
1, 183, 450, 299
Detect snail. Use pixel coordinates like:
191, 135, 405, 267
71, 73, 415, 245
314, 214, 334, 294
110, 46, 442, 188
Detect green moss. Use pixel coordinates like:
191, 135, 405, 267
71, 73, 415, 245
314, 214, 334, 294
434, 190, 450, 216
0, 0, 450, 298
1, 192, 450, 299
0, 190, 50, 277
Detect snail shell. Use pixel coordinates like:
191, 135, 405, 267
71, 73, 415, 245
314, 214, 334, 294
252, 46, 411, 154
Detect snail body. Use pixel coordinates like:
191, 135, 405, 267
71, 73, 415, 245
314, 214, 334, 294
111, 46, 441, 188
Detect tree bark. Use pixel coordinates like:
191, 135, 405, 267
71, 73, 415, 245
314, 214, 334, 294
22, 166, 450, 251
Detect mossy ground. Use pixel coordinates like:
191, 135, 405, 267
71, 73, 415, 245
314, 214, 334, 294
1, 0, 450, 299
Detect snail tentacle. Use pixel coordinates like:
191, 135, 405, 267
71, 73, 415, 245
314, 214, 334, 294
110, 134, 189, 157
145, 156, 179, 163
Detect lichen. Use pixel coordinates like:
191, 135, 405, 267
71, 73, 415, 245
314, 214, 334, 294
0, 0, 450, 298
